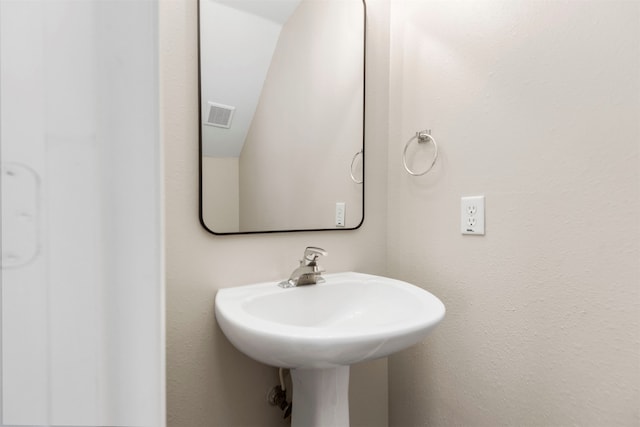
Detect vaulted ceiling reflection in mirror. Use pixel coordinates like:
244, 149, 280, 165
198, 0, 365, 234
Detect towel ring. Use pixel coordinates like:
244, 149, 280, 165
350, 149, 363, 184
402, 130, 438, 176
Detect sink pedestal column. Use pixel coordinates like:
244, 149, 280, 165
290, 366, 350, 427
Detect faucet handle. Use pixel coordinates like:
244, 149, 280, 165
303, 246, 327, 262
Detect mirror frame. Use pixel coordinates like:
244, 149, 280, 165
197, 0, 367, 235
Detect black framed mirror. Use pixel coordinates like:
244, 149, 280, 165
198, 0, 366, 234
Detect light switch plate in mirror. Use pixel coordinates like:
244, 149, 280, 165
198, 0, 366, 235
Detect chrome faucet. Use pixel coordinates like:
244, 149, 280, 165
279, 247, 327, 288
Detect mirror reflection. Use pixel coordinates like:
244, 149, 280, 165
198, 0, 365, 234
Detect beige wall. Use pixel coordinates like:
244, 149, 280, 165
202, 157, 240, 232
240, 0, 364, 231
161, 0, 389, 426
163, 0, 640, 425
387, 1, 640, 426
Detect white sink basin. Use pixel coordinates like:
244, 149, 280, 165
215, 272, 445, 369
215, 272, 445, 427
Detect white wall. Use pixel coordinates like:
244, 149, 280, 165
387, 1, 640, 425
161, 0, 389, 425
200, 0, 298, 158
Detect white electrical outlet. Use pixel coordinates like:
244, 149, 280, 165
335, 202, 346, 227
461, 196, 485, 235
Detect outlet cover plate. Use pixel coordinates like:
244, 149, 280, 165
461, 195, 485, 235
335, 202, 346, 227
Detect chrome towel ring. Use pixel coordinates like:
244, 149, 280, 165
350, 149, 363, 184
402, 130, 438, 176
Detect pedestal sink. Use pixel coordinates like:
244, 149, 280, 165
214, 272, 445, 427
